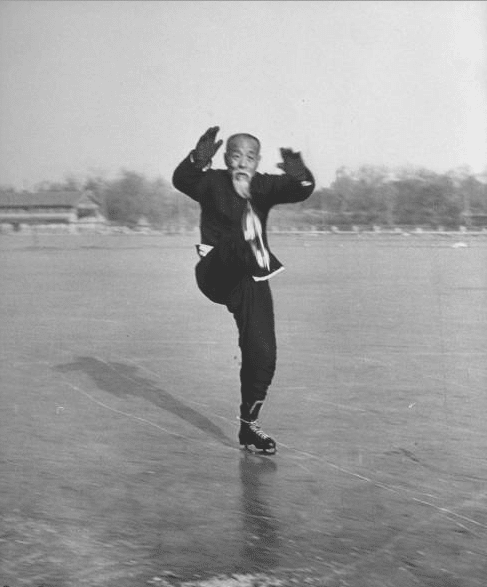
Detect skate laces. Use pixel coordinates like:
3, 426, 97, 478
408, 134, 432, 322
250, 421, 270, 440
240, 418, 270, 440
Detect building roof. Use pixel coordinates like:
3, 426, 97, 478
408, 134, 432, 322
0, 191, 97, 208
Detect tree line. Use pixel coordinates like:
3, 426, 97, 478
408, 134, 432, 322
316, 165, 487, 230
1, 164, 486, 230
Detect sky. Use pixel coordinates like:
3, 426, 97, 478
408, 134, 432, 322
0, 0, 486, 190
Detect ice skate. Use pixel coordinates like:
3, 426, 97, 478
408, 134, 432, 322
239, 418, 277, 455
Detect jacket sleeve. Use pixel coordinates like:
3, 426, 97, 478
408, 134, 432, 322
265, 166, 316, 205
172, 153, 206, 202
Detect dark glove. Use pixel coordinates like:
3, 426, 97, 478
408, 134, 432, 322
277, 148, 308, 182
191, 126, 223, 169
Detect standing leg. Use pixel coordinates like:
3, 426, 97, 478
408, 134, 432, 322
227, 277, 277, 454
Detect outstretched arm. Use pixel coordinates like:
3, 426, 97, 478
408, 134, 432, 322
172, 126, 223, 201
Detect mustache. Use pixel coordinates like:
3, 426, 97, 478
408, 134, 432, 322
231, 170, 252, 181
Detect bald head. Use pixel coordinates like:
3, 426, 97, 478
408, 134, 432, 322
224, 134, 261, 176
226, 133, 261, 155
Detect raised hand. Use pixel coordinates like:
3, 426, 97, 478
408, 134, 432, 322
192, 126, 223, 169
277, 148, 308, 182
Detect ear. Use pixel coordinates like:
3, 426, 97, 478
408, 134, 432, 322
224, 152, 231, 168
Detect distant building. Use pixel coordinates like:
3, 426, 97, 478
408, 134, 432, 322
0, 190, 103, 230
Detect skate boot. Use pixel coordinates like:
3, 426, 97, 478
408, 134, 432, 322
239, 419, 277, 455
238, 400, 277, 455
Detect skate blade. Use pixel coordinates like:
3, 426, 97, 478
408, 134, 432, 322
241, 443, 277, 456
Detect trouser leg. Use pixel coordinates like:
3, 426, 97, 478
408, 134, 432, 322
227, 277, 277, 421
195, 234, 250, 305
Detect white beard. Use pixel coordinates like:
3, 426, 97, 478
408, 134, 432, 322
232, 173, 251, 199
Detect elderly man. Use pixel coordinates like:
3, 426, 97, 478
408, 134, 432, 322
173, 126, 314, 454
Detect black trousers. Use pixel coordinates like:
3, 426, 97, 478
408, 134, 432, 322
195, 236, 277, 420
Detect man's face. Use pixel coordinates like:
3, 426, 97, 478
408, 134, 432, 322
224, 136, 261, 181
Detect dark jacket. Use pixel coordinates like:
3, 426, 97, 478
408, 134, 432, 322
172, 154, 315, 246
